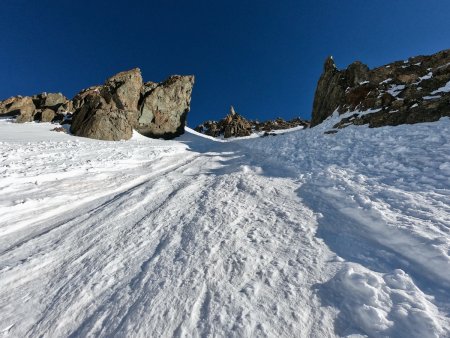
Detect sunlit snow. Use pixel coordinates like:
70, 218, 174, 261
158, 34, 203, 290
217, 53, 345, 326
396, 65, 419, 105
0, 117, 449, 337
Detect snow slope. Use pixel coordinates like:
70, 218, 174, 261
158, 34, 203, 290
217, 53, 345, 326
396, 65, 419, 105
0, 117, 449, 337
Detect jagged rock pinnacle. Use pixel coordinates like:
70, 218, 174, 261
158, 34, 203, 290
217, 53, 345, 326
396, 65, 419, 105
324, 56, 337, 72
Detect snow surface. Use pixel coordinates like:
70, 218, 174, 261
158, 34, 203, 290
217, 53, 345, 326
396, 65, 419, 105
0, 117, 449, 337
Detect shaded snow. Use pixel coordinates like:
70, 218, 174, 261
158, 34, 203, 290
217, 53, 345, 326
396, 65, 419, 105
431, 80, 450, 94
380, 78, 392, 84
0, 118, 449, 337
413, 72, 433, 85
423, 95, 442, 100
387, 84, 405, 97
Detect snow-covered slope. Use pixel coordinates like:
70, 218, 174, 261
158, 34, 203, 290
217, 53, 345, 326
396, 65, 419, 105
0, 117, 449, 337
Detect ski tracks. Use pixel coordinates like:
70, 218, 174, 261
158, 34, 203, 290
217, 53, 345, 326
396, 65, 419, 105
0, 143, 337, 337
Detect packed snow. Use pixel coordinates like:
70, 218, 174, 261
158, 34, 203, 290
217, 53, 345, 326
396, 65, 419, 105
0, 116, 449, 337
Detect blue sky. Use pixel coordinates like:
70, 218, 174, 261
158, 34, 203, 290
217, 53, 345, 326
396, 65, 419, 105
1, 0, 449, 126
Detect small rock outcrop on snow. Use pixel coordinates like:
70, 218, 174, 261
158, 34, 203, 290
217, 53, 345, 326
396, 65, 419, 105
0, 93, 71, 123
195, 106, 309, 138
311, 49, 450, 129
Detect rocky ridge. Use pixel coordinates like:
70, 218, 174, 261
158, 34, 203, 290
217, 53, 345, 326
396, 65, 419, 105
311, 49, 450, 130
195, 106, 309, 138
2, 48, 450, 140
0, 69, 194, 141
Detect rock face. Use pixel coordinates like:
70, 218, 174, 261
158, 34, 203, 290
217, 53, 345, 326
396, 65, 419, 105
311, 49, 450, 129
137, 75, 195, 139
70, 70, 194, 141
195, 106, 309, 138
71, 68, 143, 141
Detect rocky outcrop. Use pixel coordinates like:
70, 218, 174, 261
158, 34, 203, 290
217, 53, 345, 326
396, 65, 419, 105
70, 70, 194, 141
137, 75, 195, 139
0, 68, 194, 141
32, 92, 68, 112
2, 96, 36, 122
195, 106, 309, 138
0, 92, 71, 123
70, 68, 143, 141
311, 49, 450, 129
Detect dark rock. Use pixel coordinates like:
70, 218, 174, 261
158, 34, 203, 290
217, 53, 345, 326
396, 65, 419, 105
51, 126, 67, 133
195, 106, 309, 138
311, 48, 450, 129
311, 56, 346, 126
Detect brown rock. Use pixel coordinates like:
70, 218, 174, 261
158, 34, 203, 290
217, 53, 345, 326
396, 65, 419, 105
72, 109, 136, 141
5, 97, 37, 122
40, 108, 56, 122
71, 69, 143, 141
101, 68, 143, 112
194, 107, 309, 138
33, 92, 68, 110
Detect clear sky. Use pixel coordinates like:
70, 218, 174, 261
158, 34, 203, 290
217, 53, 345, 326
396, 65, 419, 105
1, 0, 449, 126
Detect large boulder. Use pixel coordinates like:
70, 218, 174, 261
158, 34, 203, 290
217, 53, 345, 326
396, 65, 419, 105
311, 49, 450, 129
71, 109, 137, 141
0, 96, 36, 122
40, 108, 57, 123
136, 75, 195, 139
101, 68, 143, 111
0, 96, 19, 115
32, 92, 68, 111
72, 86, 102, 111
70, 68, 143, 141
70, 70, 194, 141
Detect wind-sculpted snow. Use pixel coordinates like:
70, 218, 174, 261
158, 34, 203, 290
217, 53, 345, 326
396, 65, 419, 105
0, 117, 449, 337
242, 115, 450, 337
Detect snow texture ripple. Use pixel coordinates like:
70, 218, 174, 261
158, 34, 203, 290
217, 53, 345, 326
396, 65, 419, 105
0, 117, 449, 337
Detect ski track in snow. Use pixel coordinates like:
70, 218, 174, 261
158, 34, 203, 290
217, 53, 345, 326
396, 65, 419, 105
0, 118, 449, 337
